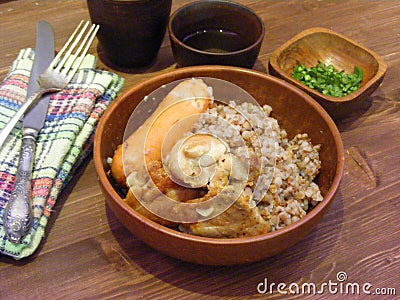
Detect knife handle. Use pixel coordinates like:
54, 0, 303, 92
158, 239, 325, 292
3, 128, 38, 243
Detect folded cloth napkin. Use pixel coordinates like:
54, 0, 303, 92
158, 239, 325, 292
0, 48, 124, 259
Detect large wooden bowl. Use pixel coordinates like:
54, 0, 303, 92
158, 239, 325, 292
94, 66, 344, 265
268, 27, 387, 120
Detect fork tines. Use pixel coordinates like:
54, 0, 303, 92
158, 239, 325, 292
51, 20, 99, 81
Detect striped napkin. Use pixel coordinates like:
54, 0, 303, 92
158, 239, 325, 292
0, 48, 124, 259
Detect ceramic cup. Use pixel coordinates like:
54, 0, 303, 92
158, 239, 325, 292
87, 0, 172, 69
168, 0, 265, 68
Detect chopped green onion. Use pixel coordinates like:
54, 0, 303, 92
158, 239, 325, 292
291, 61, 363, 97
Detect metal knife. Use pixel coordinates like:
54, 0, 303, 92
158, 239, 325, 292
3, 21, 55, 243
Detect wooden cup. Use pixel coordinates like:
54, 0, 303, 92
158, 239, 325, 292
87, 0, 172, 69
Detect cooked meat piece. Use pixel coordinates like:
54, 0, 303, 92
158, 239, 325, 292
111, 78, 212, 189
182, 194, 271, 238
178, 158, 272, 238
124, 160, 205, 227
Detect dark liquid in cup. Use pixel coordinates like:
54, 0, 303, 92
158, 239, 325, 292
182, 29, 249, 53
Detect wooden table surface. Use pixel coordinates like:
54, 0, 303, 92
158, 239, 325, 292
0, 0, 399, 299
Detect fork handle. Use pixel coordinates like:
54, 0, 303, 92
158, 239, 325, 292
0, 88, 60, 150
3, 127, 38, 243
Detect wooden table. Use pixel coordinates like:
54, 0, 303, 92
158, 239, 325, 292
0, 1, 399, 299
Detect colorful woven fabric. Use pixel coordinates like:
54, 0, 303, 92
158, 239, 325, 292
0, 48, 124, 259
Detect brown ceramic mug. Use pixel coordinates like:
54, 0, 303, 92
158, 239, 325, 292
87, 0, 172, 68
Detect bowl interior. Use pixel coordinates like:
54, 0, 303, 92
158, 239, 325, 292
274, 30, 379, 88
98, 68, 340, 197
169, 0, 264, 53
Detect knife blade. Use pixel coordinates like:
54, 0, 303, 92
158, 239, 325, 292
3, 21, 55, 243
24, 21, 54, 130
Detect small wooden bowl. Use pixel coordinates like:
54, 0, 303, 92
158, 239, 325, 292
268, 27, 387, 120
94, 66, 344, 265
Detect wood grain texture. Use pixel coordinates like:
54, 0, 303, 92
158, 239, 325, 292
0, 0, 399, 299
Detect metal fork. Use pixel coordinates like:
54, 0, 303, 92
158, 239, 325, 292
0, 20, 99, 150
0, 21, 99, 243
